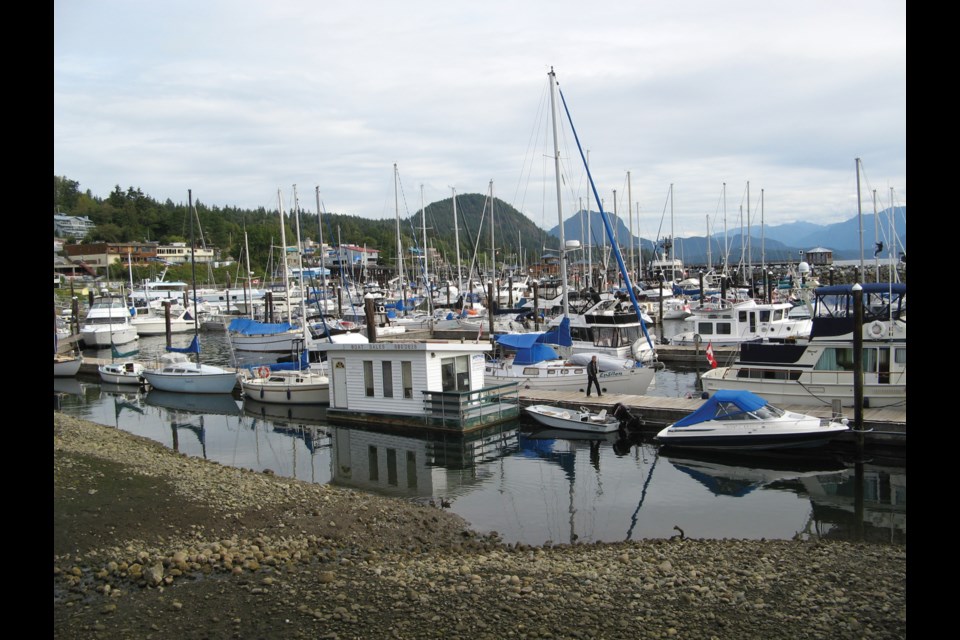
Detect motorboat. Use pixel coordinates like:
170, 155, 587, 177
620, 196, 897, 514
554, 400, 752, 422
547, 296, 659, 364
79, 294, 139, 347
669, 298, 812, 346
98, 360, 146, 385
700, 283, 906, 408
525, 404, 621, 434
654, 389, 849, 451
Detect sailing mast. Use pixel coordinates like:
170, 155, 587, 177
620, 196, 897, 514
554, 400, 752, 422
452, 187, 462, 299
188, 189, 201, 365
722, 182, 728, 277
420, 184, 431, 314
856, 157, 864, 275
293, 184, 309, 359
627, 172, 634, 282
315, 187, 328, 305
394, 164, 405, 307
548, 68, 571, 318
277, 189, 292, 326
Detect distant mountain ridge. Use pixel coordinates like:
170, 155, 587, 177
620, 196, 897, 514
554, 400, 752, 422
548, 206, 905, 264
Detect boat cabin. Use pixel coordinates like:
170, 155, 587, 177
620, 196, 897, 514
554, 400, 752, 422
312, 341, 520, 432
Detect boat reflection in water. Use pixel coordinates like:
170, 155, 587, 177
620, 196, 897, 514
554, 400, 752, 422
660, 448, 905, 544
53, 377, 905, 547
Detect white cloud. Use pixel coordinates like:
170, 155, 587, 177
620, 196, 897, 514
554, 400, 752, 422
54, 0, 906, 235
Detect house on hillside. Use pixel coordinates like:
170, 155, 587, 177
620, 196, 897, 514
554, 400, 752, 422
53, 214, 96, 239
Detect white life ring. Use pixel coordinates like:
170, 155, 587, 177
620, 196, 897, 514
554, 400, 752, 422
869, 321, 885, 337
376, 305, 386, 314
257, 366, 271, 378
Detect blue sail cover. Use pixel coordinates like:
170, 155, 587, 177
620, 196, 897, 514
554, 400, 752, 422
495, 317, 570, 365
228, 318, 294, 335
671, 390, 769, 427
167, 334, 200, 354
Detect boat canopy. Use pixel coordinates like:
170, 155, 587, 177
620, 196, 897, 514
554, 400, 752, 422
228, 318, 294, 335
495, 317, 572, 365
672, 390, 770, 428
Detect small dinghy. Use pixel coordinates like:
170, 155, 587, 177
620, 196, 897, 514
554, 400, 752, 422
524, 404, 621, 434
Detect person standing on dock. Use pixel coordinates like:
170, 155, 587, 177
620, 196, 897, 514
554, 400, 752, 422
586, 355, 602, 397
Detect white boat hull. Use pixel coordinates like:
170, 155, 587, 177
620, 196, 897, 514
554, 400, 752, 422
98, 362, 145, 386
240, 372, 330, 405
142, 364, 238, 394
700, 367, 906, 408
54, 355, 82, 377
525, 405, 620, 433
81, 326, 139, 347
486, 360, 655, 395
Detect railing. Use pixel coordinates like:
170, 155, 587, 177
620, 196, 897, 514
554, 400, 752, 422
422, 381, 520, 431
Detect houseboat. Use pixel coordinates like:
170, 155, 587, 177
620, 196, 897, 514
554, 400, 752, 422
311, 340, 521, 432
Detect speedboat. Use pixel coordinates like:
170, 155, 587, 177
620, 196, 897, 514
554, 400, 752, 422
654, 389, 849, 451
525, 404, 621, 434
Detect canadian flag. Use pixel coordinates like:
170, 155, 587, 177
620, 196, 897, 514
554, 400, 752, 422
705, 342, 718, 369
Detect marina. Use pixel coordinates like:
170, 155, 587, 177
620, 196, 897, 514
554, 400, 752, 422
54, 327, 906, 547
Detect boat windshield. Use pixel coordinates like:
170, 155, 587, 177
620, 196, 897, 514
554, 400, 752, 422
749, 404, 785, 420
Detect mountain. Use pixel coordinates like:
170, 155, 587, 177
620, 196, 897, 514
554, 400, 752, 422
548, 207, 905, 265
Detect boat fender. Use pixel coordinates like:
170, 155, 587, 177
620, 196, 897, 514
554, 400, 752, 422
869, 320, 885, 337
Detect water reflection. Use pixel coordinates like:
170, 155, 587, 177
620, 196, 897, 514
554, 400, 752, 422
54, 376, 905, 546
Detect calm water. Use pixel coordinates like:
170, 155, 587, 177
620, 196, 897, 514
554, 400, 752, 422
54, 321, 905, 546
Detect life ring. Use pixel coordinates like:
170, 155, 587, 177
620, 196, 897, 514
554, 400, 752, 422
869, 321, 885, 337
257, 366, 271, 378
467, 308, 479, 316
376, 305, 386, 314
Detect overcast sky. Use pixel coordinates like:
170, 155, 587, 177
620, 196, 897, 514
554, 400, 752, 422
54, 1, 905, 239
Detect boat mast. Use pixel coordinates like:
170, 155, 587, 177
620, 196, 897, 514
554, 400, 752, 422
856, 157, 864, 275
293, 184, 309, 350
722, 182, 728, 277
586, 150, 592, 290
760, 188, 766, 280
421, 183, 431, 314
277, 189, 292, 326
873, 189, 880, 283
746, 181, 751, 295
315, 187, 328, 301
394, 164, 405, 304
669, 184, 675, 282
489, 180, 495, 287
548, 67, 570, 318
706, 215, 711, 270
627, 171, 634, 282
188, 189, 200, 365
452, 187, 462, 297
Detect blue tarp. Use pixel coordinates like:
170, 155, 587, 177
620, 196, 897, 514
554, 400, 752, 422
495, 317, 570, 365
167, 334, 200, 354
228, 318, 294, 335
672, 390, 769, 428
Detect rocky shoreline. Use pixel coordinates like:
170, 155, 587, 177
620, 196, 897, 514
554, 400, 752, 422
54, 411, 906, 639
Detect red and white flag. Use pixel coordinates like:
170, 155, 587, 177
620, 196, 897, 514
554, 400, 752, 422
705, 342, 718, 369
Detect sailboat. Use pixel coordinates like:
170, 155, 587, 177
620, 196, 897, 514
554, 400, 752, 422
239, 188, 330, 405
98, 323, 145, 385
487, 68, 657, 394
53, 311, 82, 377
141, 190, 239, 394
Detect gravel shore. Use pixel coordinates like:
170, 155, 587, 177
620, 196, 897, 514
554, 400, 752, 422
53, 411, 906, 639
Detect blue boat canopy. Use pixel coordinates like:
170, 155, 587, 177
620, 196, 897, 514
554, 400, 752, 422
671, 390, 770, 428
495, 317, 572, 365
228, 318, 294, 335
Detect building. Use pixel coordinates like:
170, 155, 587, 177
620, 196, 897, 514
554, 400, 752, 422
314, 341, 520, 432
803, 247, 834, 267
53, 214, 96, 239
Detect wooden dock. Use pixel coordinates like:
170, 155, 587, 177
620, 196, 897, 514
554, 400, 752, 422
515, 388, 906, 447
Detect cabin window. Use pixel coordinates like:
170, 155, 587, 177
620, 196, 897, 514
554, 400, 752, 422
522, 367, 540, 376
401, 361, 413, 399
382, 361, 394, 398
759, 310, 771, 322
716, 322, 732, 336
894, 348, 906, 365
815, 348, 855, 371
594, 327, 615, 347
441, 355, 470, 391
363, 360, 375, 396
697, 322, 713, 335
738, 311, 748, 322
368, 446, 379, 481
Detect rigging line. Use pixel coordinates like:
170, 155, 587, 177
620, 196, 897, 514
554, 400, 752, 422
556, 80, 654, 348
